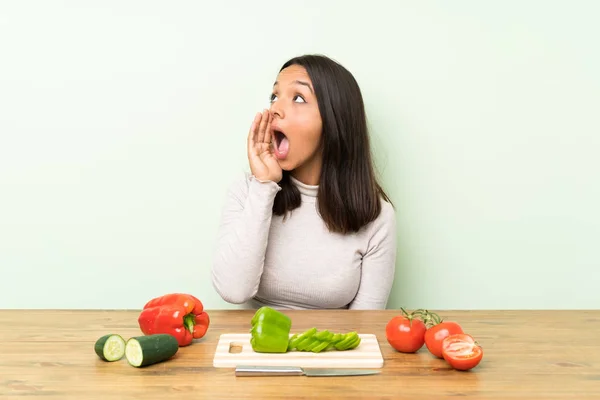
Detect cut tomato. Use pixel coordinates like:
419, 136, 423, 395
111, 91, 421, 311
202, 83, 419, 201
441, 334, 483, 371
424, 321, 463, 358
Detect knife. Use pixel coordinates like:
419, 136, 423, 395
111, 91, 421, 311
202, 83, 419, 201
235, 365, 380, 377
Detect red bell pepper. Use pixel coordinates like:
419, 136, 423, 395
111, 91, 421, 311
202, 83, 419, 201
137, 293, 210, 346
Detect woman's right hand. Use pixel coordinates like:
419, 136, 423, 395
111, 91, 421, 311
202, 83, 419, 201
247, 109, 282, 183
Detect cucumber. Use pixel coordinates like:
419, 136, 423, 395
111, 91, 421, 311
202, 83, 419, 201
125, 334, 179, 367
95, 334, 126, 361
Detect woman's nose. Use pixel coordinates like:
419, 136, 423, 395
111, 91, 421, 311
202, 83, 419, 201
269, 102, 284, 119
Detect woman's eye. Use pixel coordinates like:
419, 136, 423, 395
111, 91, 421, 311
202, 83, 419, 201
269, 93, 304, 103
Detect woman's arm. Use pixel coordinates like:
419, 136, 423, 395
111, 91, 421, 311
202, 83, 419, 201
348, 201, 398, 309
211, 173, 280, 304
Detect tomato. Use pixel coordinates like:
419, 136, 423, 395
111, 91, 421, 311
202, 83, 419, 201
424, 321, 463, 358
385, 311, 427, 353
442, 333, 483, 371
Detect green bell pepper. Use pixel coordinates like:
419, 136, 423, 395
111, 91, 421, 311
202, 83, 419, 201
249, 306, 292, 353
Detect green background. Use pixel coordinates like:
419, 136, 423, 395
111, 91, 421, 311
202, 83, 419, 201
1, 1, 598, 309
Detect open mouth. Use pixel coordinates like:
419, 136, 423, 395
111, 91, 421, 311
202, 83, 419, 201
274, 130, 285, 146
273, 130, 290, 159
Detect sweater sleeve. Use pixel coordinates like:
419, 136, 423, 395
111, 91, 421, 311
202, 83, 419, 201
211, 173, 281, 304
348, 200, 398, 310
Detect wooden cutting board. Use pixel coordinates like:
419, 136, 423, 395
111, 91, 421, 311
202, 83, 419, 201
213, 333, 384, 368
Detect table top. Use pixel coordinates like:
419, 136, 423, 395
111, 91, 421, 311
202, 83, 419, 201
1, 309, 599, 399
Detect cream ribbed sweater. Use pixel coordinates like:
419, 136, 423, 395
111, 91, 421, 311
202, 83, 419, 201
211, 173, 397, 310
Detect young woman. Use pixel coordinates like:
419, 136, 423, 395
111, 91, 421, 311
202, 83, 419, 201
211, 54, 397, 310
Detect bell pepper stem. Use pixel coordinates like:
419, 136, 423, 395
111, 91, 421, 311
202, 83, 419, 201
183, 313, 195, 334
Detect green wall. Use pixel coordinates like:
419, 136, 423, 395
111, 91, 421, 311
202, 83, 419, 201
1, 1, 598, 309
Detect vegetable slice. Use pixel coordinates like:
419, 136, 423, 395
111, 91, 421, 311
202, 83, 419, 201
442, 333, 483, 371
95, 334, 126, 361
288, 328, 361, 352
125, 334, 179, 367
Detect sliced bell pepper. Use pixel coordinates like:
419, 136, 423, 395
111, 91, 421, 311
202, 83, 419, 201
250, 306, 292, 353
137, 293, 210, 347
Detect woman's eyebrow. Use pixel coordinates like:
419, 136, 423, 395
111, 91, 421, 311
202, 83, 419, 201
273, 80, 314, 94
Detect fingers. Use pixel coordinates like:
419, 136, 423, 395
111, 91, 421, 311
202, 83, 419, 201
264, 111, 272, 145
256, 109, 269, 143
248, 112, 261, 150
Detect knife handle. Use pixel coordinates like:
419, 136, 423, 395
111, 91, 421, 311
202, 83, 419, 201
235, 365, 304, 376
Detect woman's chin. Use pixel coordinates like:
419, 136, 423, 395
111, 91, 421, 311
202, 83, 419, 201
277, 158, 294, 171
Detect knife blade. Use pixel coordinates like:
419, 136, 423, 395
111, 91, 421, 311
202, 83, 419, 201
235, 365, 380, 377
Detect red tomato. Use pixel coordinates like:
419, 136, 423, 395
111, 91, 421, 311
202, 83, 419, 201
385, 313, 427, 353
424, 321, 463, 358
442, 333, 483, 371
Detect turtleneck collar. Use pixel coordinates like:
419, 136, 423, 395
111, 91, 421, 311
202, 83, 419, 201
289, 175, 319, 198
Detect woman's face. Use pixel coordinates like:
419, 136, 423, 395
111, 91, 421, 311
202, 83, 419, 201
269, 65, 323, 184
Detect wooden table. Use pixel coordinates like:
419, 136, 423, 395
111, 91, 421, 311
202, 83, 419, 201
1, 309, 599, 399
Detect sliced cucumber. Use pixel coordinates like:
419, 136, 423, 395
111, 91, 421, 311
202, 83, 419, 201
95, 334, 126, 361
125, 334, 179, 368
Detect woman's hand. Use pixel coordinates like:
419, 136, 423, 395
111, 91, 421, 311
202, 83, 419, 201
247, 109, 282, 183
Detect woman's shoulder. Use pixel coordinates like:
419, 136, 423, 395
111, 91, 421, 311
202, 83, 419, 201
361, 196, 396, 237
221, 171, 250, 199
224, 171, 281, 200
227, 170, 252, 189
377, 196, 397, 227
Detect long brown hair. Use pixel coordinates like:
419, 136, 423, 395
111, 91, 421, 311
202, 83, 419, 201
273, 54, 392, 234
